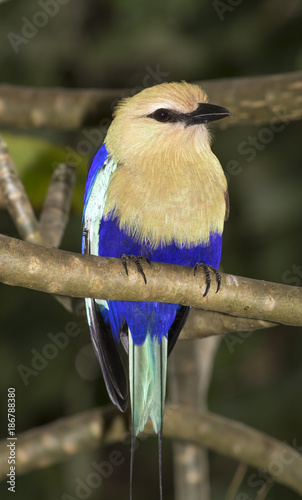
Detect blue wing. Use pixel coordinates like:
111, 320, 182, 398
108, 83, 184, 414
82, 144, 128, 412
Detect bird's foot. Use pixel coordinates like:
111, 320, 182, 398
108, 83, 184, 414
193, 262, 221, 297
121, 254, 152, 285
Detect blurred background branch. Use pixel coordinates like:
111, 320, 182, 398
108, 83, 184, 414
0, 133, 45, 245
1, 404, 302, 496
0, 134, 76, 247
169, 336, 221, 500
0, 71, 301, 130
0, 133, 80, 313
39, 162, 76, 248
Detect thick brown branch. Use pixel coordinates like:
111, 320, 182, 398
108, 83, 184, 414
1, 405, 302, 496
0, 71, 301, 130
0, 234, 301, 327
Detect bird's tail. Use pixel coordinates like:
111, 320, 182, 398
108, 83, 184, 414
129, 331, 167, 435
129, 331, 167, 499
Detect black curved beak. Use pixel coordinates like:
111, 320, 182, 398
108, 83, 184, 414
187, 103, 232, 126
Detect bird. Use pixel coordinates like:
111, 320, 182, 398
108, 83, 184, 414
82, 81, 231, 499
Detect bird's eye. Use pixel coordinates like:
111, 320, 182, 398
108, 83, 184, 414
152, 108, 172, 122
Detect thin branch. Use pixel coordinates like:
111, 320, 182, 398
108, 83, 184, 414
39, 161, 78, 315
0, 133, 44, 244
2, 405, 302, 496
0, 134, 76, 249
255, 481, 274, 500
0, 135, 78, 312
225, 463, 248, 500
0, 71, 301, 130
39, 163, 76, 248
0, 234, 301, 327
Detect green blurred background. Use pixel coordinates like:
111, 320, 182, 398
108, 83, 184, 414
0, 0, 302, 499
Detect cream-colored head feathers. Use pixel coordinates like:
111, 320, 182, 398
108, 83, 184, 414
112, 81, 208, 118
105, 81, 212, 165
103, 81, 228, 248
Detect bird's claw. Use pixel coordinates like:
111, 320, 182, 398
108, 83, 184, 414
193, 262, 221, 297
121, 254, 152, 285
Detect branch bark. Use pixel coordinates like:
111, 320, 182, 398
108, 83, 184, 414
169, 337, 221, 500
0, 134, 278, 334
0, 133, 76, 248
0, 234, 301, 328
0, 133, 78, 312
180, 308, 276, 340
0, 71, 301, 130
200, 71, 302, 128
0, 133, 44, 245
2, 405, 302, 496
39, 162, 76, 248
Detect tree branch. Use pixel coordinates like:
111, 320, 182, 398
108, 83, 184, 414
0, 134, 76, 249
0, 133, 44, 245
0, 71, 301, 130
0, 134, 277, 333
200, 71, 302, 128
2, 405, 302, 496
39, 162, 78, 313
163, 406, 302, 497
180, 308, 276, 340
0, 234, 301, 327
169, 336, 221, 500
0, 134, 78, 312
39, 163, 76, 248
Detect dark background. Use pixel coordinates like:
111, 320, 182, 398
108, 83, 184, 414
0, 0, 302, 499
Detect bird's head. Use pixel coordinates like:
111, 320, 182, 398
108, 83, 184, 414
105, 81, 231, 166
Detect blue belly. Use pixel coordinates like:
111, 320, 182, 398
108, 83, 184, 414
98, 215, 222, 345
